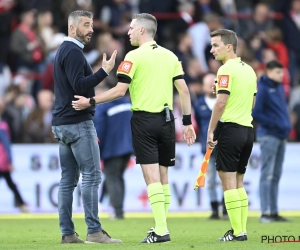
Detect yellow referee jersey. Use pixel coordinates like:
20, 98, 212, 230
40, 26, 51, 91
216, 57, 257, 127
116, 41, 184, 113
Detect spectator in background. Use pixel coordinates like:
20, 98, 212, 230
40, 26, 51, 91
289, 79, 300, 111
42, 32, 66, 91
0, 0, 16, 64
10, 9, 44, 100
188, 13, 223, 74
193, 0, 224, 22
184, 57, 203, 97
23, 89, 56, 143
2, 75, 35, 143
276, 0, 300, 87
248, 33, 264, 64
0, 61, 12, 98
261, 28, 291, 98
95, 0, 132, 40
207, 57, 222, 75
252, 60, 292, 223
194, 73, 228, 220
0, 99, 28, 213
240, 3, 274, 40
10, 9, 43, 72
172, 1, 195, 36
291, 103, 300, 141
174, 32, 194, 73
263, 28, 289, 69
36, 10, 56, 54
217, 0, 238, 30
94, 93, 133, 220
95, 0, 132, 54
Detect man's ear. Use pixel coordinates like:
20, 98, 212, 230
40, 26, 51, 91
227, 44, 232, 52
140, 27, 145, 34
70, 24, 75, 34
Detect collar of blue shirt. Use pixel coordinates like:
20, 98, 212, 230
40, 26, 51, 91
64, 37, 84, 49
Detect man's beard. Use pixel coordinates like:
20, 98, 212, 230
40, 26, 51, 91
75, 28, 92, 45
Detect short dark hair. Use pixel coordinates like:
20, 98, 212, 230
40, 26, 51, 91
266, 60, 283, 70
210, 29, 238, 53
68, 10, 93, 33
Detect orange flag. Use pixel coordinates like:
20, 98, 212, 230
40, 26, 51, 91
194, 147, 213, 190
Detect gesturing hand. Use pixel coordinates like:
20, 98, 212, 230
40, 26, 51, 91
72, 95, 90, 111
101, 50, 118, 74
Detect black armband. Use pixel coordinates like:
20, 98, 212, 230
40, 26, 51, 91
182, 114, 192, 125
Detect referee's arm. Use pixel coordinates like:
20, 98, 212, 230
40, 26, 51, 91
208, 93, 228, 132
174, 79, 192, 115
207, 93, 229, 148
72, 82, 129, 110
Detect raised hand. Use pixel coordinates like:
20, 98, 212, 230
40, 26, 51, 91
101, 50, 118, 74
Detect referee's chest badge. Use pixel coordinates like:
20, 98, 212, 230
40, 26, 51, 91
218, 75, 229, 88
118, 61, 133, 74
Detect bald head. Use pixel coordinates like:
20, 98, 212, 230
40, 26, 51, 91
203, 73, 216, 97
37, 89, 54, 112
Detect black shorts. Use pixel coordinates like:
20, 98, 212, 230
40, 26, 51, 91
131, 111, 176, 166
214, 122, 254, 174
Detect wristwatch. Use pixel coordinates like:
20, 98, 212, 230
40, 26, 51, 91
89, 97, 96, 106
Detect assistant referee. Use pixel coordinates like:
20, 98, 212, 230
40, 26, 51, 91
72, 13, 196, 244
207, 29, 257, 242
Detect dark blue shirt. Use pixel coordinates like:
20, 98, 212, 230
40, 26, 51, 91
194, 95, 214, 155
52, 39, 108, 125
94, 97, 133, 160
252, 75, 291, 139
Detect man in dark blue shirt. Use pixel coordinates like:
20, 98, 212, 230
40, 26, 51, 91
51, 10, 121, 244
94, 94, 133, 220
252, 60, 291, 223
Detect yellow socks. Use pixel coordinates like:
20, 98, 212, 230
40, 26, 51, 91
147, 182, 167, 235
237, 187, 248, 233
224, 189, 242, 235
162, 184, 171, 217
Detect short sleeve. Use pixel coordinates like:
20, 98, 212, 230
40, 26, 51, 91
216, 66, 232, 95
174, 60, 184, 78
117, 52, 136, 80
254, 75, 258, 96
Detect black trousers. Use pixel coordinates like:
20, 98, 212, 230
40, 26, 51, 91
0, 171, 25, 206
103, 154, 131, 218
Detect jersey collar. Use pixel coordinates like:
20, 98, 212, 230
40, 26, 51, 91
140, 40, 157, 47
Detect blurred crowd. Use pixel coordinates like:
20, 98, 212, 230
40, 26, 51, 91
0, 0, 300, 143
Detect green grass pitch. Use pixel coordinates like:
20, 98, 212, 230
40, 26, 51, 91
0, 212, 299, 249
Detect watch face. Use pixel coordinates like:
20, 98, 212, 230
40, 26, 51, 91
90, 98, 95, 106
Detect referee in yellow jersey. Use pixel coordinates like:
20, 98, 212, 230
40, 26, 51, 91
207, 29, 257, 242
72, 13, 196, 243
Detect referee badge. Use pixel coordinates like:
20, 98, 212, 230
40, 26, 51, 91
218, 75, 229, 88
118, 61, 133, 74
